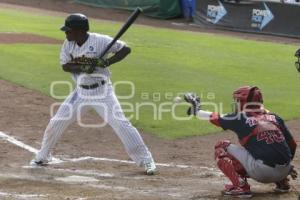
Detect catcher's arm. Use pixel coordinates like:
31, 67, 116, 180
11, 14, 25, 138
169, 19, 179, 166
184, 93, 212, 120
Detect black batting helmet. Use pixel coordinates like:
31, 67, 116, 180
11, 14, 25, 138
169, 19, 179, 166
60, 13, 89, 32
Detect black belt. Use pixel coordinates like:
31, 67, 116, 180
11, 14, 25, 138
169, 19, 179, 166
263, 161, 276, 168
80, 80, 106, 90
263, 160, 288, 168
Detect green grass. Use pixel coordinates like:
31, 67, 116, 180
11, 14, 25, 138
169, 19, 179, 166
0, 8, 300, 138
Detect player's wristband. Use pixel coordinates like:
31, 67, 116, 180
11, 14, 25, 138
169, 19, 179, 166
197, 110, 213, 120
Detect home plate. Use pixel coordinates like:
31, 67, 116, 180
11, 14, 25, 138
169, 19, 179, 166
55, 175, 99, 183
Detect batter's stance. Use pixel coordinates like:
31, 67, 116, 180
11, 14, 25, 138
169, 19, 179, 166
184, 86, 297, 198
31, 13, 156, 175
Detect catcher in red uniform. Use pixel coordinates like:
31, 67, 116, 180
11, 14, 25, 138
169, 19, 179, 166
184, 86, 297, 198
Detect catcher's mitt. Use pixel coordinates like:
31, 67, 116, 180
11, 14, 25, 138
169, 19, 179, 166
184, 92, 200, 116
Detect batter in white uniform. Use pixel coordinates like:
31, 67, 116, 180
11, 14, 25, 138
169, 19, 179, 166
31, 13, 156, 175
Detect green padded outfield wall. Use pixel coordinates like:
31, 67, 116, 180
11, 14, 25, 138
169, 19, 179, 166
74, 0, 182, 19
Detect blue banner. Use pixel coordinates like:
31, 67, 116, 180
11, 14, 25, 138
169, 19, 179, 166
194, 0, 300, 38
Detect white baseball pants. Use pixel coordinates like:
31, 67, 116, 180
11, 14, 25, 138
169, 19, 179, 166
35, 82, 154, 166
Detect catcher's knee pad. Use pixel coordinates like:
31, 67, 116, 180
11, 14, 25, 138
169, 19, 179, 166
214, 139, 231, 160
230, 156, 247, 177
215, 147, 228, 160
216, 156, 242, 186
214, 139, 231, 150
216, 156, 247, 187
215, 145, 247, 177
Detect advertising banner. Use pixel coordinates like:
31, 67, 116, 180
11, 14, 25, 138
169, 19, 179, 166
194, 0, 300, 38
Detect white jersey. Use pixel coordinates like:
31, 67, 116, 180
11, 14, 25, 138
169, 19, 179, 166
59, 32, 125, 85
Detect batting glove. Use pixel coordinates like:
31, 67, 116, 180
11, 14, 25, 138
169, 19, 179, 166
80, 64, 95, 74
93, 58, 110, 68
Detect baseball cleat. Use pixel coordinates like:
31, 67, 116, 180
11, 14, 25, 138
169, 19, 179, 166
30, 159, 48, 166
274, 178, 291, 193
222, 184, 252, 198
274, 187, 291, 193
144, 161, 156, 175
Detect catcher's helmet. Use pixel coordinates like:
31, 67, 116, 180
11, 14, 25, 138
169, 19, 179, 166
60, 13, 89, 32
233, 86, 263, 112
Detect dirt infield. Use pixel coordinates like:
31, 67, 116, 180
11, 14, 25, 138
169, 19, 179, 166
0, 80, 299, 200
0, 1, 299, 200
0, 33, 61, 44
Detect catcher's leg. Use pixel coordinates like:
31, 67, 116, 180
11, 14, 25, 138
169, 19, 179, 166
34, 91, 84, 163
275, 166, 298, 193
227, 143, 291, 184
214, 140, 252, 198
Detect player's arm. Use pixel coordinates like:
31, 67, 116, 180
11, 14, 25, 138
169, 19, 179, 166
105, 46, 131, 66
183, 93, 231, 128
60, 41, 95, 74
276, 115, 298, 180
276, 116, 297, 159
184, 92, 237, 131
196, 110, 233, 129
100, 35, 131, 67
62, 57, 97, 74
61, 46, 130, 73
62, 63, 88, 73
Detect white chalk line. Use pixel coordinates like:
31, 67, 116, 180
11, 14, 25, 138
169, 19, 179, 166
0, 131, 219, 173
23, 167, 116, 179
0, 191, 48, 200
6, 169, 202, 199
0, 131, 38, 154
0, 130, 220, 199
0, 173, 161, 198
0, 131, 62, 163
0, 190, 88, 200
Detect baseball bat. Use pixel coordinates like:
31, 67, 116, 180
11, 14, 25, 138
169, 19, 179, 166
99, 7, 142, 59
